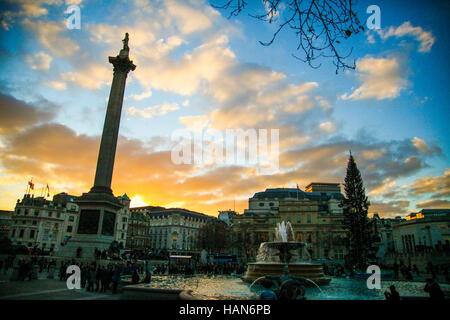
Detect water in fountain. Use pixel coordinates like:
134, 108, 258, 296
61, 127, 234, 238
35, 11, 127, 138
274, 221, 295, 242
243, 220, 331, 287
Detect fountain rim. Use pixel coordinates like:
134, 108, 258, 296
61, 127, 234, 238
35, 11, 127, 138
259, 241, 307, 245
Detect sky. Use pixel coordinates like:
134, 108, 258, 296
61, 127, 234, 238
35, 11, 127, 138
0, 0, 448, 217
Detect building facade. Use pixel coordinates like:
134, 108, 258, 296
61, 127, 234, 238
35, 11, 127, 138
393, 209, 450, 254
128, 206, 217, 255
231, 184, 348, 262
10, 193, 80, 253
0, 210, 13, 239
9, 192, 131, 254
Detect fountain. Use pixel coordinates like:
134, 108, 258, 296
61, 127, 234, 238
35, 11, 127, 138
242, 221, 331, 286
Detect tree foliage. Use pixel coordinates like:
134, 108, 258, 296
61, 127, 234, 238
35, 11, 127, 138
197, 221, 230, 253
341, 153, 376, 270
212, 0, 364, 73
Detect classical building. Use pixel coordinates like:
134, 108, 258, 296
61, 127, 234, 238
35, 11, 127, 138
231, 184, 348, 262
379, 209, 450, 268
370, 214, 403, 263
393, 209, 450, 254
114, 194, 131, 248
128, 206, 217, 255
9, 192, 131, 254
0, 210, 13, 239
10, 193, 79, 253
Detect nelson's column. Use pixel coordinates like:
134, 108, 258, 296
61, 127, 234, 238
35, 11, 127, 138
60, 33, 136, 258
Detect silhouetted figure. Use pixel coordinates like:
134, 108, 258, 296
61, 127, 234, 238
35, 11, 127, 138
424, 278, 445, 300
131, 270, 140, 284
142, 271, 151, 284
384, 285, 400, 301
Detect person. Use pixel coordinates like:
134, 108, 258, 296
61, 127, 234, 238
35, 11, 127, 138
142, 271, 151, 284
87, 266, 96, 292
384, 285, 400, 301
95, 266, 102, 292
259, 280, 277, 300
131, 269, 140, 284
111, 266, 120, 294
424, 278, 445, 300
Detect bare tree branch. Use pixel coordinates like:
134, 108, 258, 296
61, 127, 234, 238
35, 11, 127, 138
211, 0, 364, 73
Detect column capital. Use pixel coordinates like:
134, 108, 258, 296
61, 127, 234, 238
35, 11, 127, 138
108, 55, 136, 74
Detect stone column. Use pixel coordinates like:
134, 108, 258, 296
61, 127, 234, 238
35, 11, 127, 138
91, 36, 136, 194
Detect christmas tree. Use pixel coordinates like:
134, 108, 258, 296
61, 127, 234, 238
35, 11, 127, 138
341, 152, 376, 271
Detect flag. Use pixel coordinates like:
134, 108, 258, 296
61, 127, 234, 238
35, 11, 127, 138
46, 184, 50, 197
296, 184, 299, 189
28, 180, 34, 190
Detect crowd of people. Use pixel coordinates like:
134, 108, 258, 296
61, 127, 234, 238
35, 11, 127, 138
0, 252, 447, 300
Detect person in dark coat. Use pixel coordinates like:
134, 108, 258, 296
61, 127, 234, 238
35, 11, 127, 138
384, 285, 400, 301
111, 266, 120, 294
131, 269, 140, 284
424, 278, 445, 300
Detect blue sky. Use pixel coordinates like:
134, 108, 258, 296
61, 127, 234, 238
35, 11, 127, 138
0, 0, 448, 216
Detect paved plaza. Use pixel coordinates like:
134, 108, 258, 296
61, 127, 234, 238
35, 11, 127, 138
0, 270, 119, 300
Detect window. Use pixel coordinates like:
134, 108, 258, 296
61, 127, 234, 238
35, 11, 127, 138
48, 212, 53, 217
34, 210, 39, 216
67, 226, 73, 232
69, 216, 74, 222
307, 215, 311, 223
19, 229, 24, 238
24, 209, 29, 215
269, 202, 274, 207
32, 220, 37, 225
57, 212, 61, 218
259, 203, 264, 207
11, 229, 15, 237
30, 230, 35, 239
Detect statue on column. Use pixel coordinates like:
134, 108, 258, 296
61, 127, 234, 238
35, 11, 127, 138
122, 32, 129, 50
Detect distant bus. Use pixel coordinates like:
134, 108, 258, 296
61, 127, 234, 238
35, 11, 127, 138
208, 254, 237, 263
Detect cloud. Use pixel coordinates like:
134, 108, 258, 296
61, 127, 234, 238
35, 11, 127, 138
318, 121, 336, 133
411, 137, 440, 154
379, 21, 435, 53
25, 51, 52, 70
165, 0, 215, 34
416, 199, 450, 209
131, 90, 152, 101
22, 18, 79, 57
60, 63, 111, 90
406, 169, 450, 199
341, 56, 407, 100
369, 200, 410, 217
43, 81, 67, 90
0, 93, 56, 134
179, 115, 209, 132
126, 103, 179, 119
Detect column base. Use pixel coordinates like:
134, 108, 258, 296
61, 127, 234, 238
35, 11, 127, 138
89, 185, 113, 194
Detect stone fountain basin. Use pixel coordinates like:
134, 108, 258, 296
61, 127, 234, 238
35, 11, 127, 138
242, 263, 331, 286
